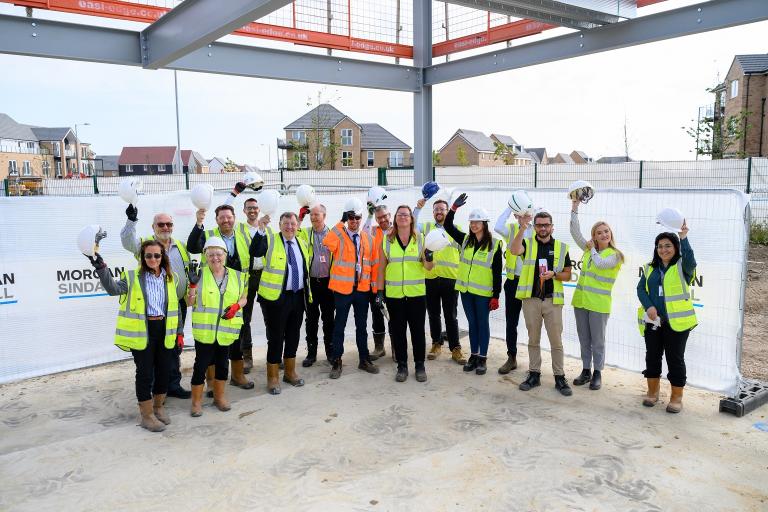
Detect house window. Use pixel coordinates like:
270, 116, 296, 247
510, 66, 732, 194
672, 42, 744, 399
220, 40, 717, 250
158, 165, 166, 173
367, 151, 375, 167
23, 161, 31, 176
56, 161, 62, 177
125, 165, 133, 173
8, 160, 18, 176
293, 152, 308, 169
322, 130, 331, 147
731, 79, 739, 98
26, 141, 35, 152
342, 151, 353, 167
291, 130, 306, 144
341, 129, 353, 146
42, 160, 50, 177
389, 151, 403, 167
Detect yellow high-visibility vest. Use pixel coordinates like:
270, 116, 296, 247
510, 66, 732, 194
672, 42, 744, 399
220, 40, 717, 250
383, 233, 426, 298
114, 270, 179, 351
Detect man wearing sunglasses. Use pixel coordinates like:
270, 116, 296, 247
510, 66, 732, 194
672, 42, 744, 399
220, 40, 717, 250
509, 210, 573, 396
121, 206, 192, 399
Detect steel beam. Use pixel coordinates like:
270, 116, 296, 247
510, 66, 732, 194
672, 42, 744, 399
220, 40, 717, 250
413, 0, 432, 186
425, 0, 768, 85
140, 0, 293, 69
0, 15, 419, 92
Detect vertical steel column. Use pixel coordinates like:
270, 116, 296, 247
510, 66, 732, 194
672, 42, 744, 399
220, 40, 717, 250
413, 0, 432, 186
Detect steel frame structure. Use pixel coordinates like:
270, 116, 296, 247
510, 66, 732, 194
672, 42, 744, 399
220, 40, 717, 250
1, 0, 767, 184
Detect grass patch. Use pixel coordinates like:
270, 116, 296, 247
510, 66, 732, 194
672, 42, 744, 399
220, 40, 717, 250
750, 221, 768, 245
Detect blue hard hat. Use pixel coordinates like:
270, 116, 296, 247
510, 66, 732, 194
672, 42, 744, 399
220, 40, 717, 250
422, 181, 440, 199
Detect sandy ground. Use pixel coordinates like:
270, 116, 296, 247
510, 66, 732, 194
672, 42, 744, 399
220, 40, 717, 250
1, 340, 766, 512
743, 244, 768, 382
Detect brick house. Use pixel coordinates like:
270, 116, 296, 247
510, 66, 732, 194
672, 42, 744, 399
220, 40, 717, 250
118, 146, 179, 175
489, 134, 533, 165
282, 104, 410, 170
717, 54, 768, 157
440, 129, 535, 166
181, 150, 210, 174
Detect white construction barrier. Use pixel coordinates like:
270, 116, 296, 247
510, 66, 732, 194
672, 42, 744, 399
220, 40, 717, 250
0, 187, 748, 394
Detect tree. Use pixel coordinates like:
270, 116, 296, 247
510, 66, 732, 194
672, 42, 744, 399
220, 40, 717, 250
432, 150, 441, 166
456, 145, 469, 166
223, 157, 239, 172
492, 141, 517, 165
683, 93, 751, 159
305, 88, 341, 170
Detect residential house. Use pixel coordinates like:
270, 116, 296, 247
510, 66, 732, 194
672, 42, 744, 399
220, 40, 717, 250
118, 146, 179, 176
716, 54, 768, 157
181, 150, 210, 174
526, 147, 548, 165
596, 156, 634, 163
570, 150, 593, 164
208, 157, 229, 174
439, 129, 502, 166
549, 152, 576, 164
1, 113, 95, 181
282, 104, 411, 170
237, 164, 260, 173
489, 134, 534, 165
96, 155, 120, 177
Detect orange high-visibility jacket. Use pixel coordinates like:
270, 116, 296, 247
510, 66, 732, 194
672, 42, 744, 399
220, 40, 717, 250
323, 222, 375, 294
370, 225, 388, 293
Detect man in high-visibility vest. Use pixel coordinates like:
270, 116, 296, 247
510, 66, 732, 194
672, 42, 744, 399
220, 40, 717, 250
238, 196, 263, 374
187, 203, 254, 391
364, 203, 393, 359
121, 205, 191, 399
323, 197, 380, 379
413, 198, 466, 365
509, 210, 574, 396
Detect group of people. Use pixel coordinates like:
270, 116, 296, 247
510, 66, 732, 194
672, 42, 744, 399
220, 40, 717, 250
88, 183, 698, 432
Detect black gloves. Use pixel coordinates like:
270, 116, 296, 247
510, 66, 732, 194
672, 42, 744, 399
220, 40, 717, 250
86, 253, 107, 270
341, 211, 349, 223
367, 203, 375, 215
375, 290, 385, 308
451, 193, 468, 212
187, 260, 201, 286
126, 204, 138, 222
424, 249, 434, 262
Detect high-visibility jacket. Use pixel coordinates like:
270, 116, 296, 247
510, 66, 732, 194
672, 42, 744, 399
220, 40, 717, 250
135, 237, 190, 265
516, 237, 569, 305
383, 233, 426, 298
572, 247, 622, 314
114, 269, 179, 351
420, 222, 460, 280
323, 223, 375, 294
636, 261, 697, 335
258, 228, 312, 302
297, 224, 332, 271
455, 237, 502, 297
191, 266, 246, 346
370, 225, 387, 293
504, 223, 521, 278
201, 224, 252, 272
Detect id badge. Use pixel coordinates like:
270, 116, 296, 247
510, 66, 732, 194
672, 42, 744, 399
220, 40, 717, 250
658, 285, 664, 297
356, 263, 362, 275
319, 255, 327, 263
538, 258, 549, 275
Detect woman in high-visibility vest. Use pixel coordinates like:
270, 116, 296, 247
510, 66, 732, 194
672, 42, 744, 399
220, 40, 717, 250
444, 193, 503, 376
570, 199, 624, 391
636, 222, 697, 413
90, 239, 180, 433
376, 205, 434, 382
187, 237, 248, 417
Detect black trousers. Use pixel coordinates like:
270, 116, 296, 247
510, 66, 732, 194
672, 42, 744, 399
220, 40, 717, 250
131, 319, 172, 402
261, 290, 305, 364
643, 321, 690, 387
425, 277, 460, 349
387, 295, 427, 366
504, 277, 523, 357
167, 299, 187, 391
240, 270, 261, 351
305, 277, 335, 359
368, 291, 386, 335
191, 341, 230, 385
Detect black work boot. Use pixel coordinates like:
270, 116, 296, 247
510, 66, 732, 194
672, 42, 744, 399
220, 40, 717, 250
475, 356, 487, 375
370, 333, 386, 359
555, 375, 573, 396
573, 368, 592, 386
358, 358, 380, 374
395, 364, 408, 382
329, 359, 343, 379
302, 343, 318, 368
589, 370, 602, 390
519, 371, 541, 391
415, 362, 427, 382
463, 354, 478, 373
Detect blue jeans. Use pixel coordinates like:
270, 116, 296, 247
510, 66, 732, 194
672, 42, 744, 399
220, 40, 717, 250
461, 292, 491, 357
332, 290, 370, 363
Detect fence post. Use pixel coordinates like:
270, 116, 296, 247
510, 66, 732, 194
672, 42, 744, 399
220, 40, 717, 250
746, 157, 752, 194
184, 170, 190, 190
378, 167, 388, 186
533, 162, 538, 188
92, 173, 99, 194
432, 166, 436, 182
280, 167, 284, 185
3, 178, 8, 196
638, 160, 643, 189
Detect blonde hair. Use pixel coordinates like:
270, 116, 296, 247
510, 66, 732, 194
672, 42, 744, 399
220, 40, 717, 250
591, 221, 624, 262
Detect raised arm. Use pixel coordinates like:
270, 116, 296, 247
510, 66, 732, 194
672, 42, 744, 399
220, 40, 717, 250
494, 206, 513, 239
569, 202, 588, 251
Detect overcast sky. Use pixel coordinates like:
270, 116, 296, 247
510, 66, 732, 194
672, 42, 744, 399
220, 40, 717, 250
1, 1, 766, 168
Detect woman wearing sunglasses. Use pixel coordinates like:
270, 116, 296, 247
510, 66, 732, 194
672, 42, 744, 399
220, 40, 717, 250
88, 240, 180, 432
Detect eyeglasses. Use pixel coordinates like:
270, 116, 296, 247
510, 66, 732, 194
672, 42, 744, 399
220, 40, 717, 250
396, 213, 411, 217
144, 253, 162, 260
348, 214, 362, 220
244, 207, 259, 211
155, 222, 173, 228
207, 252, 225, 259
534, 223, 552, 228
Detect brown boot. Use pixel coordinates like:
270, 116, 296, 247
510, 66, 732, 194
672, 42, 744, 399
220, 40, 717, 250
451, 347, 467, 365
666, 385, 684, 413
370, 333, 386, 359
230, 360, 255, 389
190, 384, 204, 417
427, 343, 442, 360
205, 365, 215, 398
138, 400, 165, 432
152, 394, 170, 425
282, 357, 305, 387
267, 363, 281, 395
243, 347, 254, 374
213, 380, 231, 411
643, 378, 660, 407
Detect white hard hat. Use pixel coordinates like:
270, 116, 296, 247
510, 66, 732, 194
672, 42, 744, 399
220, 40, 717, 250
508, 189, 533, 214
243, 171, 264, 191
258, 189, 281, 215
367, 186, 387, 207
118, 177, 142, 205
77, 224, 103, 256
656, 207, 685, 231
203, 236, 228, 253
190, 183, 214, 210
424, 229, 450, 251
343, 197, 365, 216
568, 180, 594, 203
468, 208, 490, 222
436, 186, 456, 203
296, 184, 316, 207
